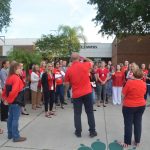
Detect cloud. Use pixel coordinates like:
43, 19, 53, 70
0, 0, 115, 42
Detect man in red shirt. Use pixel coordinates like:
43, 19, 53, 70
121, 60, 129, 73
96, 61, 109, 107
65, 53, 97, 138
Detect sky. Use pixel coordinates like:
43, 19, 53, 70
1, 0, 115, 43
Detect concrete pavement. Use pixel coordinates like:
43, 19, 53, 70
0, 100, 150, 150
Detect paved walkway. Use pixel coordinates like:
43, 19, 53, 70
0, 101, 150, 150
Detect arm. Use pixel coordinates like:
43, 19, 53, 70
97, 73, 103, 83
0, 70, 7, 88
94, 73, 98, 82
122, 81, 129, 98
41, 73, 47, 87
83, 57, 93, 62
64, 70, 70, 97
4, 78, 23, 104
31, 73, 39, 82
64, 82, 70, 95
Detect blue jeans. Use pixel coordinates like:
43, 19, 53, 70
145, 84, 150, 100
73, 93, 96, 133
7, 104, 21, 140
55, 84, 64, 104
97, 83, 107, 103
91, 88, 96, 104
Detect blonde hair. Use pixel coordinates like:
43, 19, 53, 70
46, 63, 53, 72
131, 62, 139, 73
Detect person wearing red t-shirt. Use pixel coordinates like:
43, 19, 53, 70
141, 63, 148, 82
41, 63, 55, 118
65, 53, 97, 138
40, 61, 46, 74
120, 69, 146, 148
2, 62, 26, 142
96, 61, 109, 107
112, 64, 125, 105
121, 60, 129, 73
54, 62, 65, 109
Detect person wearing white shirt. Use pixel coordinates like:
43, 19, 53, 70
30, 65, 41, 110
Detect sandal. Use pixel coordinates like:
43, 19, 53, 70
117, 141, 129, 148
45, 112, 51, 118
0, 128, 3, 134
133, 141, 140, 147
32, 105, 36, 110
37, 105, 42, 108
49, 112, 56, 116
45, 114, 52, 118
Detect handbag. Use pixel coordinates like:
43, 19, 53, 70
14, 87, 29, 106
5, 84, 28, 106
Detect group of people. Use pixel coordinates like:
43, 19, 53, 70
65, 54, 149, 148
0, 53, 149, 148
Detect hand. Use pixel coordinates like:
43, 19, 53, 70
112, 72, 115, 75
101, 81, 104, 85
1, 99, 8, 105
103, 81, 106, 85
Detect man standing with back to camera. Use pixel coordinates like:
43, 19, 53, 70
65, 52, 97, 138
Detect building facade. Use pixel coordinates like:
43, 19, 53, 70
1, 36, 150, 66
112, 35, 150, 66
0, 38, 112, 61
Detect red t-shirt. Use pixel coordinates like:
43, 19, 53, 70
29, 69, 32, 75
112, 71, 125, 87
65, 61, 92, 98
142, 69, 148, 82
47, 74, 54, 90
53, 68, 63, 85
122, 79, 146, 107
97, 68, 109, 82
40, 67, 46, 73
121, 66, 128, 72
2, 74, 24, 104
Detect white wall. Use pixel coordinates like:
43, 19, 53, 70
79, 43, 112, 58
3, 45, 13, 56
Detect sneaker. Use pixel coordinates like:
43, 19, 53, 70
56, 103, 60, 106
93, 109, 97, 111
105, 101, 108, 104
8, 135, 12, 139
75, 132, 81, 138
22, 111, 29, 115
63, 102, 68, 105
61, 105, 64, 109
13, 137, 27, 142
89, 131, 97, 138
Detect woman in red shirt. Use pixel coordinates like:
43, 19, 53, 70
120, 69, 146, 148
2, 62, 26, 142
54, 62, 65, 109
112, 64, 125, 105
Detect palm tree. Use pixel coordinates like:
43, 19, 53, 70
58, 25, 86, 56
